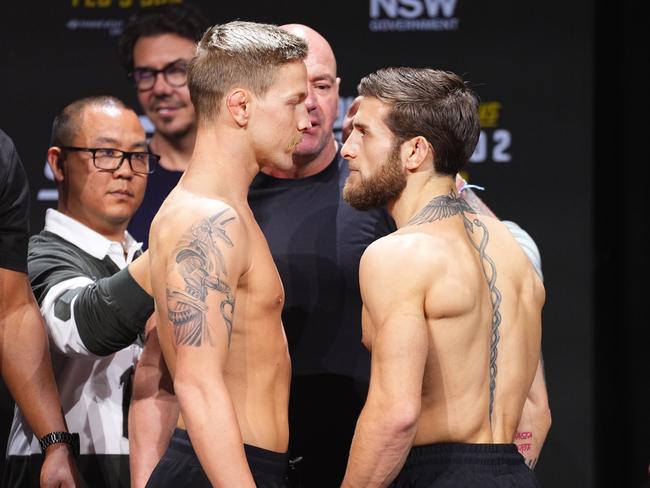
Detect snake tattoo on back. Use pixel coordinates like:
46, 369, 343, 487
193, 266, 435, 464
408, 191, 503, 420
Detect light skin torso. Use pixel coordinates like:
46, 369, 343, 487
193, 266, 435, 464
361, 200, 542, 445
138, 55, 309, 485
360, 204, 494, 447
344, 185, 543, 487
149, 185, 290, 452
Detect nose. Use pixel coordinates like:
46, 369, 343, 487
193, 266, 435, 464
113, 155, 135, 179
151, 72, 173, 96
297, 103, 312, 132
304, 86, 317, 112
341, 136, 356, 161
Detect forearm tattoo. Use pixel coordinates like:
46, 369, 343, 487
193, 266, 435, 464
166, 209, 236, 347
408, 191, 503, 419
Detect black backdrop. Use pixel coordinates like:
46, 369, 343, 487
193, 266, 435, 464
0, 1, 647, 486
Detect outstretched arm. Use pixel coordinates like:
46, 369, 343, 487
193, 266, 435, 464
30, 249, 154, 359
342, 239, 429, 488
165, 208, 256, 487
0, 268, 79, 487
129, 319, 178, 488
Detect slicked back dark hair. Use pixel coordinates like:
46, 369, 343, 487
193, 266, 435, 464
358, 67, 480, 176
118, 3, 210, 73
50, 96, 129, 147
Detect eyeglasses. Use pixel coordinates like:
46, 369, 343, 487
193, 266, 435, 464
60, 147, 159, 174
130, 60, 189, 91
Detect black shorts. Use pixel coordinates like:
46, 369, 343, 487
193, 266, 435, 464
145, 429, 290, 488
390, 443, 539, 488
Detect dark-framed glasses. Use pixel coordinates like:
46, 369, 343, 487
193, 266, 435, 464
130, 59, 189, 91
61, 147, 159, 175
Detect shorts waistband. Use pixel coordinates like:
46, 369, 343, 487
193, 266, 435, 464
169, 428, 289, 475
403, 443, 526, 473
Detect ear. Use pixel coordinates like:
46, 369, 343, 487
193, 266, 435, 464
226, 89, 250, 127
46, 147, 65, 183
401, 136, 432, 171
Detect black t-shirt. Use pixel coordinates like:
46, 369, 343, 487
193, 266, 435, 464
128, 163, 182, 249
0, 129, 30, 273
249, 153, 396, 381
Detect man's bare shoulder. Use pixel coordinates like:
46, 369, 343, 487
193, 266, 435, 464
150, 189, 247, 256
360, 232, 448, 293
474, 215, 545, 303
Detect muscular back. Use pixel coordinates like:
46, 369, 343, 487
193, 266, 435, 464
481, 218, 544, 443
149, 186, 290, 453
360, 199, 542, 447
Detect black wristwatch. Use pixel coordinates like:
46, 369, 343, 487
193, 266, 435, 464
39, 431, 80, 457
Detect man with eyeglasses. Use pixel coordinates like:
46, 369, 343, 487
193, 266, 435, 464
4, 96, 155, 488
118, 4, 210, 249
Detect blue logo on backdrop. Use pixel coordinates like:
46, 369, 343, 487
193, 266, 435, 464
369, 0, 460, 32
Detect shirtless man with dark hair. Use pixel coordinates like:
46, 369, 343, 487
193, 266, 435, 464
340, 67, 544, 487
145, 21, 310, 488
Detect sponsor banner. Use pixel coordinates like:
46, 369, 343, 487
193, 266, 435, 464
65, 0, 183, 37
369, 0, 459, 32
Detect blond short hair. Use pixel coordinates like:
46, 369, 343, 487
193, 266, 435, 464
188, 21, 308, 124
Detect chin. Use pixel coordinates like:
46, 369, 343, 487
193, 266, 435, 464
269, 153, 295, 172
294, 137, 325, 158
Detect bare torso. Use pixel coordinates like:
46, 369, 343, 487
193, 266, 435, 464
362, 211, 541, 447
149, 186, 290, 453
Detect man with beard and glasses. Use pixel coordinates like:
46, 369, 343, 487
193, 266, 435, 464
340, 68, 545, 487
118, 4, 210, 249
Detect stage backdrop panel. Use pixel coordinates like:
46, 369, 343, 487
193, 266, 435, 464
0, 1, 593, 485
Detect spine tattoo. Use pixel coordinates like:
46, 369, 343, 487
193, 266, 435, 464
408, 191, 503, 419
166, 209, 236, 347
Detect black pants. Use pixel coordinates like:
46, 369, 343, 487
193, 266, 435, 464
390, 443, 540, 487
287, 374, 368, 488
145, 429, 289, 488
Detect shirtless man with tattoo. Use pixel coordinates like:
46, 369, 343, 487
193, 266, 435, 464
340, 67, 544, 487
144, 21, 310, 487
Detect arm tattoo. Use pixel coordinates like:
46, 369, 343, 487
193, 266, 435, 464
408, 191, 503, 419
166, 209, 236, 347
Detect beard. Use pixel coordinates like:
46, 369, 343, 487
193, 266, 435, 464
343, 143, 407, 211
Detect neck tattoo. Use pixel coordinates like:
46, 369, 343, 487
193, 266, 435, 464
407, 190, 502, 421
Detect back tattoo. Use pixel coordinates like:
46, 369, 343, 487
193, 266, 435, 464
408, 191, 502, 419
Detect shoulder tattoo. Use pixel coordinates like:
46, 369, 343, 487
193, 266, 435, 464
166, 209, 237, 348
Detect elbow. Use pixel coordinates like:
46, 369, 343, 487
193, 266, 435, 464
172, 374, 199, 402
379, 400, 420, 438
173, 370, 221, 408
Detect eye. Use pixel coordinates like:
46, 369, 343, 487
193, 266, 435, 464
132, 152, 149, 162
166, 64, 187, 76
133, 69, 154, 81
96, 149, 119, 158
314, 83, 331, 91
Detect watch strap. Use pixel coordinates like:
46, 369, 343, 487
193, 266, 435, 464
38, 431, 80, 457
